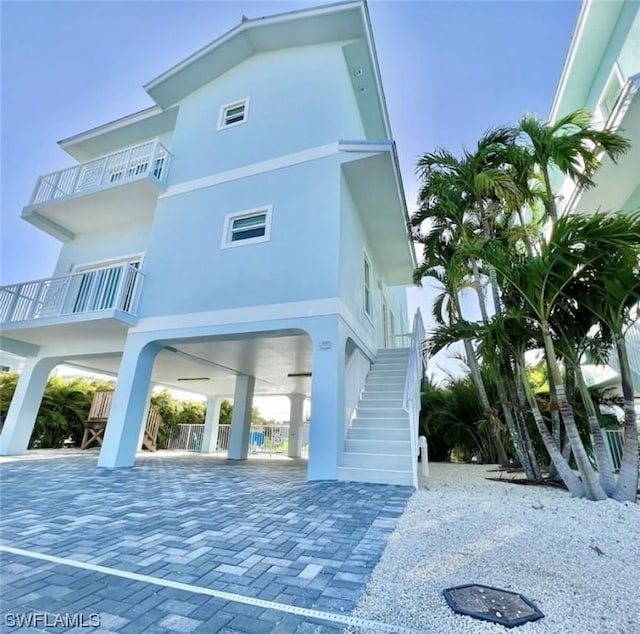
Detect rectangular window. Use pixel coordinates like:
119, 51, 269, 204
218, 98, 249, 129
364, 255, 372, 318
222, 207, 272, 248
0, 365, 11, 373
599, 68, 624, 120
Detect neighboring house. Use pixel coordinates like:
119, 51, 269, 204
549, 0, 640, 392
0, 2, 422, 486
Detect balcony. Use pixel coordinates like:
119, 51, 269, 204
22, 139, 171, 240
0, 264, 143, 346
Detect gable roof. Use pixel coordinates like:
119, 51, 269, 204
59, 1, 393, 158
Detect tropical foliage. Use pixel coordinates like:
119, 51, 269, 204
413, 108, 639, 502
0, 374, 227, 450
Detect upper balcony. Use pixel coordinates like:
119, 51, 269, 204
0, 263, 143, 347
22, 139, 171, 240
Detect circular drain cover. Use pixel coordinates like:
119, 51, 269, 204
443, 584, 544, 628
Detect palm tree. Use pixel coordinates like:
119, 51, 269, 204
414, 130, 539, 475
518, 109, 630, 223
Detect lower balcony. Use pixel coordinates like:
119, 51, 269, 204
0, 264, 143, 348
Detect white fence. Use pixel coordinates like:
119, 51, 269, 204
165, 423, 310, 455
30, 139, 170, 205
602, 428, 625, 470
0, 263, 143, 324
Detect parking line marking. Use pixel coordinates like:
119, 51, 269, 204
0, 545, 420, 633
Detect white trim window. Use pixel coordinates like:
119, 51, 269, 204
598, 65, 624, 121
218, 98, 249, 129
363, 253, 373, 320
221, 206, 272, 248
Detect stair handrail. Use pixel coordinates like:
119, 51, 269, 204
403, 308, 426, 488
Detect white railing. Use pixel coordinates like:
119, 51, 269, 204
344, 348, 371, 438
165, 423, 310, 455
30, 139, 171, 206
602, 428, 625, 471
403, 309, 426, 488
0, 263, 143, 324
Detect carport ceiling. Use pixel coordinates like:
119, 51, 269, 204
64, 332, 313, 398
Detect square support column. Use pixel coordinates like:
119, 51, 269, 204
136, 384, 154, 452
201, 396, 223, 453
228, 375, 255, 460
308, 317, 346, 480
98, 339, 159, 468
287, 393, 306, 458
0, 357, 59, 455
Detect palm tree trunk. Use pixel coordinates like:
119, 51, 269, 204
541, 323, 607, 500
575, 364, 616, 496
508, 378, 542, 479
612, 336, 639, 502
463, 337, 509, 465
547, 375, 564, 480
541, 166, 559, 224
520, 362, 585, 497
471, 258, 533, 473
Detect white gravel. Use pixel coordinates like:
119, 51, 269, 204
350, 463, 640, 634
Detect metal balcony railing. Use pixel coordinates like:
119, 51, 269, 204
29, 139, 170, 206
0, 263, 143, 324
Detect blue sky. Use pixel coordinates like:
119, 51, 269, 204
0, 0, 580, 361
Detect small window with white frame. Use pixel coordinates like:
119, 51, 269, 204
218, 98, 249, 129
222, 206, 272, 248
598, 66, 624, 121
363, 253, 373, 320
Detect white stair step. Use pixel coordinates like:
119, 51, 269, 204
341, 452, 413, 470
345, 439, 411, 454
369, 367, 406, 375
366, 377, 406, 386
348, 427, 411, 441
365, 381, 405, 390
357, 407, 407, 418
372, 361, 407, 369
358, 398, 404, 409
361, 390, 405, 399
351, 417, 408, 429
376, 349, 410, 357
337, 466, 413, 486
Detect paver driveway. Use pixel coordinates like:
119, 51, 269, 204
0, 453, 412, 633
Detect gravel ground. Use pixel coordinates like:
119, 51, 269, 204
349, 463, 640, 634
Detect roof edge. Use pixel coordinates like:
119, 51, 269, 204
58, 106, 162, 148
143, 0, 365, 98
549, 0, 591, 122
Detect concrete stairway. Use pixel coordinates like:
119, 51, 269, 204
337, 348, 414, 486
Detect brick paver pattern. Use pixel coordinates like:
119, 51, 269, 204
0, 454, 412, 633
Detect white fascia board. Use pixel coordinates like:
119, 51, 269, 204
389, 141, 418, 269
549, 0, 591, 122
58, 106, 161, 150
144, 0, 365, 104
359, 1, 392, 139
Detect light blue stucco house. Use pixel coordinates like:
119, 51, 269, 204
550, 0, 640, 391
0, 1, 423, 486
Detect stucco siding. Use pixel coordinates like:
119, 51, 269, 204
54, 221, 153, 275
339, 174, 408, 350
137, 157, 342, 318
167, 42, 366, 186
